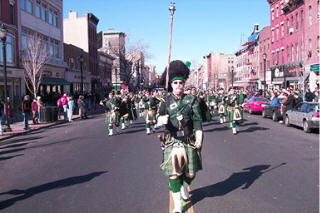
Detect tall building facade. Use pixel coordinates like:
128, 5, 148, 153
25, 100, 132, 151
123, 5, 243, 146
63, 11, 100, 93
204, 52, 235, 89
19, 0, 67, 96
268, 0, 319, 90
0, 0, 25, 103
97, 29, 126, 89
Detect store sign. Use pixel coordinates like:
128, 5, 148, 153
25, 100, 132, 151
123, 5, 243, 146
274, 68, 284, 77
74, 75, 86, 80
266, 71, 272, 84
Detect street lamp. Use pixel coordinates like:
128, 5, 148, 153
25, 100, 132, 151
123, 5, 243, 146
0, 24, 11, 132
262, 53, 267, 97
78, 54, 84, 95
231, 66, 234, 87
166, 2, 176, 91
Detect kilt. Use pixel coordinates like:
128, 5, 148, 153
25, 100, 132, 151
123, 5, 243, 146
143, 109, 156, 124
105, 111, 120, 125
160, 137, 202, 177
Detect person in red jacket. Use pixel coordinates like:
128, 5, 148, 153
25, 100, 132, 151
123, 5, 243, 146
31, 98, 39, 124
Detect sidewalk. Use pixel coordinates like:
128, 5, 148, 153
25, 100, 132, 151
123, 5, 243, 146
0, 106, 104, 143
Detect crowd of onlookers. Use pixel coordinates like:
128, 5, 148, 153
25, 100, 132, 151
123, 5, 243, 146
0, 92, 101, 135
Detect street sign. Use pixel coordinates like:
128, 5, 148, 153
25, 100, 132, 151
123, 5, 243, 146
310, 64, 319, 71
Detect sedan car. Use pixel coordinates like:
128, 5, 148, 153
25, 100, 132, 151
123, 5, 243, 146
262, 98, 284, 121
243, 96, 269, 114
285, 102, 320, 133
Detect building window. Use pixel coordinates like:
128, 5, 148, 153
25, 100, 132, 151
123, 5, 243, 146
296, 13, 299, 31
53, 11, 58, 27
276, 50, 279, 64
27, 0, 33, 14
309, 6, 312, 25
317, 36, 320, 54
301, 10, 304, 31
48, 8, 53, 24
291, 45, 294, 62
287, 45, 290, 63
281, 49, 284, 64
9, 3, 14, 25
0, 34, 16, 65
296, 43, 299, 61
301, 39, 304, 59
287, 18, 290, 35
41, 3, 47, 21
272, 8, 274, 21
20, 0, 25, 10
35, 0, 40, 18
276, 26, 279, 41
276, 6, 279, 17
281, 23, 284, 38
291, 16, 294, 29
272, 29, 274, 43
272, 52, 275, 65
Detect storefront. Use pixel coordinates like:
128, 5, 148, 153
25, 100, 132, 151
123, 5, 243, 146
64, 70, 91, 95
0, 67, 25, 110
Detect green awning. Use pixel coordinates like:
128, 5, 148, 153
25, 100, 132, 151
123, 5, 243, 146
41, 77, 71, 85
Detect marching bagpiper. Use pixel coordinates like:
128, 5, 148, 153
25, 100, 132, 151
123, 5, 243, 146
142, 90, 157, 134
226, 87, 244, 135
100, 91, 121, 136
157, 60, 203, 213
216, 88, 227, 124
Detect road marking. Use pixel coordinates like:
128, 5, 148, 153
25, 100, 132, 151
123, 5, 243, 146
169, 186, 194, 213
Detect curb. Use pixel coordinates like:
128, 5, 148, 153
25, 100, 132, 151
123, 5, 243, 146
0, 109, 105, 146
0, 117, 81, 146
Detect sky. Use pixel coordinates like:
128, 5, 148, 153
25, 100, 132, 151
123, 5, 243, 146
63, 0, 270, 73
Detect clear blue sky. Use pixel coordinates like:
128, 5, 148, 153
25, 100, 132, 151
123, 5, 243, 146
63, 0, 270, 73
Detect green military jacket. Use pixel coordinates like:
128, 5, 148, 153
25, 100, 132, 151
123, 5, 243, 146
158, 93, 202, 136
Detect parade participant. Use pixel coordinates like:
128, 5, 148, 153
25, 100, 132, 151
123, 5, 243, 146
226, 88, 244, 134
119, 89, 129, 130
100, 91, 121, 136
142, 90, 157, 134
207, 90, 217, 117
198, 91, 211, 123
128, 92, 137, 124
157, 60, 203, 213
216, 88, 227, 123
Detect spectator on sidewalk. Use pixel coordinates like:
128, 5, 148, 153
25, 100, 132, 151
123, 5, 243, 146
67, 95, 75, 122
78, 95, 88, 119
37, 96, 44, 122
31, 98, 39, 124
305, 89, 314, 102
22, 95, 31, 130
57, 93, 68, 121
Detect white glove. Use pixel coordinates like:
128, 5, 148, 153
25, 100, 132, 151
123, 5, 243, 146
195, 130, 203, 149
157, 115, 169, 126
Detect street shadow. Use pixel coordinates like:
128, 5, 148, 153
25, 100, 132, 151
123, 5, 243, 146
239, 122, 258, 127
202, 121, 220, 127
0, 171, 108, 210
0, 154, 24, 161
0, 143, 29, 150
0, 148, 26, 156
204, 126, 229, 133
123, 128, 146, 134
189, 164, 286, 209
4, 136, 42, 144
240, 126, 269, 133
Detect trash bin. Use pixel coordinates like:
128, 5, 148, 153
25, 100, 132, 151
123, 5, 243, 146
40, 107, 52, 122
50, 106, 58, 121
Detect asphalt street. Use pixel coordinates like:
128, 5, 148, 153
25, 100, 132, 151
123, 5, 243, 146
0, 112, 318, 213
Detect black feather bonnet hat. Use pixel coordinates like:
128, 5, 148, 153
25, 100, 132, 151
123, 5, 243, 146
160, 60, 190, 92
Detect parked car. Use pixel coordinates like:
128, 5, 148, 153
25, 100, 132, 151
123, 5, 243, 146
285, 102, 320, 133
243, 96, 269, 114
262, 98, 284, 121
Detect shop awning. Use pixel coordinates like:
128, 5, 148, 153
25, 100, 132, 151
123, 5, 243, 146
41, 77, 71, 85
272, 81, 283, 84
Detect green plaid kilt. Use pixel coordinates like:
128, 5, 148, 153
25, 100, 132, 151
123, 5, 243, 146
161, 138, 202, 176
143, 109, 156, 124
105, 111, 120, 125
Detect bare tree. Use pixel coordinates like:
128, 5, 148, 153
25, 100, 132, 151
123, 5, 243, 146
107, 36, 151, 89
21, 35, 49, 98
